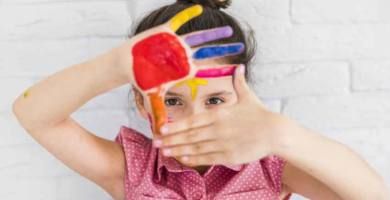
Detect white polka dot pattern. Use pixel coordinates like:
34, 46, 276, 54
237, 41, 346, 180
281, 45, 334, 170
114, 125, 292, 200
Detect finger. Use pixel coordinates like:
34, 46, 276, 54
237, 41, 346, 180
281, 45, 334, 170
184, 26, 233, 47
169, 5, 203, 32
162, 140, 221, 157
160, 125, 215, 147
160, 110, 218, 135
148, 91, 167, 136
233, 64, 250, 100
195, 65, 238, 78
179, 152, 227, 166
192, 43, 245, 60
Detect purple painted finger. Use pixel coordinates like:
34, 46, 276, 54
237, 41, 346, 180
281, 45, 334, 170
185, 26, 233, 47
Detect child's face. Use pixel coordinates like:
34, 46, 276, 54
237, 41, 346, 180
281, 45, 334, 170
134, 59, 239, 132
164, 74, 238, 122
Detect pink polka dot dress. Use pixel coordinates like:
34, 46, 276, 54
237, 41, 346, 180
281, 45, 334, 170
115, 125, 292, 200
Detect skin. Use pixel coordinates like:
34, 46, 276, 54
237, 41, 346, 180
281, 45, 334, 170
127, 5, 243, 136
12, 6, 390, 200
13, 47, 390, 200
136, 59, 389, 200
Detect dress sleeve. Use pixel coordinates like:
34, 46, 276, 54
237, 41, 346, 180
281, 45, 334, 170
114, 125, 153, 186
260, 155, 287, 195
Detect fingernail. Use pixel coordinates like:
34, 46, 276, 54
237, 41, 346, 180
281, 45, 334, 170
163, 149, 171, 156
239, 65, 245, 74
181, 156, 189, 162
153, 140, 162, 147
160, 125, 168, 134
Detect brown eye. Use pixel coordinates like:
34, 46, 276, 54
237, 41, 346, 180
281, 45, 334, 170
165, 98, 183, 106
206, 97, 225, 105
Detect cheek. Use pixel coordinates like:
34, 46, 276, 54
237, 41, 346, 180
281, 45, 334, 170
166, 106, 193, 122
229, 95, 239, 105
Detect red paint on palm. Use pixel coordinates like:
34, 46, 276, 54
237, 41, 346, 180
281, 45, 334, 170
132, 33, 190, 91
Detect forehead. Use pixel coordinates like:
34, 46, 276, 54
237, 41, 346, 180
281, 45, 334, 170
167, 58, 236, 95
168, 76, 234, 94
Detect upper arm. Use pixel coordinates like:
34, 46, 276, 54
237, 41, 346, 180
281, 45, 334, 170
26, 117, 125, 198
281, 161, 342, 200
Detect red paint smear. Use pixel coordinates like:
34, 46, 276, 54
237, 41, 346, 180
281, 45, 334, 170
132, 33, 190, 91
195, 65, 236, 78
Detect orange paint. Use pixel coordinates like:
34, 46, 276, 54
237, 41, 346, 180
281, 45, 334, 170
148, 88, 167, 136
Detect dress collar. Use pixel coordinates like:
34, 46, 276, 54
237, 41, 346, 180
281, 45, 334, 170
156, 148, 243, 181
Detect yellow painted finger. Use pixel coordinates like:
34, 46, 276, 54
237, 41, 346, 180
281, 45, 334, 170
169, 5, 203, 32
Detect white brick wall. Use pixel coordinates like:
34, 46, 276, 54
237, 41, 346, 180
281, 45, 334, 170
1, 0, 389, 199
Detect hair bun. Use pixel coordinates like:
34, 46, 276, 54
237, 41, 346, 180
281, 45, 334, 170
177, 0, 232, 10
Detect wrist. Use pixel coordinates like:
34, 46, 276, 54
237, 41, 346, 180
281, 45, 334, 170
111, 40, 135, 84
269, 114, 307, 158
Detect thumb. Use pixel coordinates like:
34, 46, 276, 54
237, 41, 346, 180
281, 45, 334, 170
233, 64, 251, 101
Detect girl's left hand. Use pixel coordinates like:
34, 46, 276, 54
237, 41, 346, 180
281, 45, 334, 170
153, 65, 292, 166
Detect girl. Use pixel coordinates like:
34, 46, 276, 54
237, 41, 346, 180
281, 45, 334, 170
12, 0, 389, 199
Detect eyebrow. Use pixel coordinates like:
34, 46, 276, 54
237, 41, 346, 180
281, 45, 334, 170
166, 90, 233, 97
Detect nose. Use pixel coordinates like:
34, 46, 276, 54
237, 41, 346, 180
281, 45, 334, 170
188, 103, 207, 116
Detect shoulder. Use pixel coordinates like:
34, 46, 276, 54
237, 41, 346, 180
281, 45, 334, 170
115, 125, 152, 145
114, 125, 156, 184
259, 155, 287, 194
114, 125, 153, 158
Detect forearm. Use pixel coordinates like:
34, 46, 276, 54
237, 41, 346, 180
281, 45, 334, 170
275, 118, 389, 200
12, 46, 130, 132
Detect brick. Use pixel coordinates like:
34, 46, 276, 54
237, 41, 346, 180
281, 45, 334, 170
127, 0, 172, 19
0, 143, 74, 178
2, 0, 124, 3
0, 111, 36, 146
228, 0, 290, 25
261, 99, 282, 113
253, 62, 350, 98
282, 93, 390, 130
0, 38, 124, 77
56, 175, 111, 200
324, 128, 390, 184
0, 1, 131, 40
257, 24, 390, 63
0, 77, 35, 113
70, 109, 147, 139
127, 0, 289, 23
80, 85, 131, 111
0, 177, 57, 200
292, 0, 390, 24
352, 60, 390, 91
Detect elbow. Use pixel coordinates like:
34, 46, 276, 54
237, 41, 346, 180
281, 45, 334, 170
12, 100, 25, 129
12, 100, 22, 123
12, 99, 33, 133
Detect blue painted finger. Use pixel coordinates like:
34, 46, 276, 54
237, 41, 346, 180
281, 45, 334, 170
192, 43, 245, 60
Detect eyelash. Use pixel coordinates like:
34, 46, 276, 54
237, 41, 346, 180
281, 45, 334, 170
165, 98, 183, 107
206, 97, 225, 105
164, 97, 225, 107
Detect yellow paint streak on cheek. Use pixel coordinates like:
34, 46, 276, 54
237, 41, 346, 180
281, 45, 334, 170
175, 78, 208, 100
